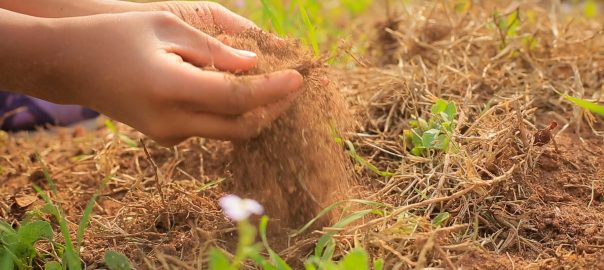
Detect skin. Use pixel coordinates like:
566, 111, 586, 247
0, 1, 303, 146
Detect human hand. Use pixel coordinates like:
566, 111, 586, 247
39, 11, 302, 146
143, 1, 259, 34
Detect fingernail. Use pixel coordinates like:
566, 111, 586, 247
235, 49, 257, 58
289, 71, 304, 90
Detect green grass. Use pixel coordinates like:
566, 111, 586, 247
565, 95, 604, 116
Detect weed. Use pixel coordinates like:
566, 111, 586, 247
208, 197, 388, 270
28, 156, 123, 270
0, 220, 52, 269
403, 99, 457, 156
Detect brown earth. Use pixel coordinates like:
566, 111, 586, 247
1, 1, 604, 269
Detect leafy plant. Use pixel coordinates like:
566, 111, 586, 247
208, 198, 388, 270
493, 9, 520, 48
403, 99, 458, 156
0, 220, 53, 270
31, 156, 112, 270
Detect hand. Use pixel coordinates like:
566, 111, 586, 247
144, 1, 259, 34
30, 11, 303, 146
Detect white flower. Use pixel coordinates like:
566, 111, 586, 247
219, 194, 264, 221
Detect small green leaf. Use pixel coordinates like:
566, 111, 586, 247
421, 129, 440, 148
444, 101, 458, 121
506, 10, 520, 37
208, 249, 234, 270
339, 249, 369, 270
374, 258, 385, 270
259, 216, 292, 270
104, 251, 132, 270
44, 261, 62, 270
0, 249, 13, 270
432, 212, 450, 227
431, 99, 449, 114
17, 221, 52, 245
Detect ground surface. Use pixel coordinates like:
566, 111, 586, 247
1, 0, 604, 269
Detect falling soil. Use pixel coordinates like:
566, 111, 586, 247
220, 30, 355, 228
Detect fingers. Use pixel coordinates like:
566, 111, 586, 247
155, 93, 297, 146
164, 65, 304, 115
189, 95, 296, 140
165, 25, 258, 72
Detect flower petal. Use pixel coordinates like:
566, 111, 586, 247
242, 199, 264, 215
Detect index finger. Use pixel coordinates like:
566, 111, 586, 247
167, 66, 304, 115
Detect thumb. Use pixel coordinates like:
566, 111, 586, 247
170, 25, 258, 72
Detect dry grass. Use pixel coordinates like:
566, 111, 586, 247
1, 1, 604, 269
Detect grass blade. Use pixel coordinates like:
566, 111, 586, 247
290, 199, 389, 237
260, 0, 286, 35
34, 185, 81, 270
259, 216, 292, 270
77, 174, 112, 250
565, 95, 604, 116
297, 0, 320, 56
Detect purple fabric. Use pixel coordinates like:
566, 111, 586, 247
0, 91, 99, 131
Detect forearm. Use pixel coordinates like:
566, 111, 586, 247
0, 0, 141, 18
0, 9, 64, 99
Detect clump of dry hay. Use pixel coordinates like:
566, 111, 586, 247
281, 1, 604, 268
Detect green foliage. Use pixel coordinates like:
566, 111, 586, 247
207, 208, 386, 270
432, 212, 450, 228
259, 217, 291, 270
493, 9, 520, 48
44, 261, 62, 270
254, 0, 373, 56
104, 251, 132, 270
0, 220, 53, 270
209, 249, 234, 270
30, 158, 112, 270
404, 99, 458, 156
305, 249, 383, 270
565, 95, 604, 116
